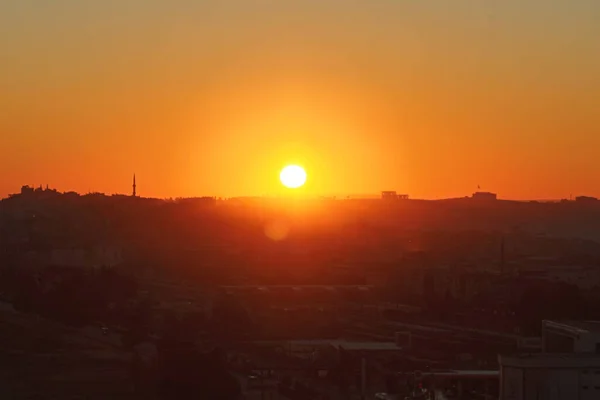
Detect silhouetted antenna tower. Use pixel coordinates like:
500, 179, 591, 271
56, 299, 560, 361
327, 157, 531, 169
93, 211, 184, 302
132, 174, 137, 197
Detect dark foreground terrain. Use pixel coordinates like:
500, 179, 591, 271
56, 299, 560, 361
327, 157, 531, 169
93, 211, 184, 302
0, 302, 131, 400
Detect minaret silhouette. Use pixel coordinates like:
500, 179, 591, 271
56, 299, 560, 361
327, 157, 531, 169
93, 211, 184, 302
132, 174, 137, 197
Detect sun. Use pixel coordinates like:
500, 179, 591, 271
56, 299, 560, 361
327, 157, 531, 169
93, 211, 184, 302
280, 165, 307, 189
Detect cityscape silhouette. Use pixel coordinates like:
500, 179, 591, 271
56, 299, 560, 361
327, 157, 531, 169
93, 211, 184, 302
1, 1, 600, 399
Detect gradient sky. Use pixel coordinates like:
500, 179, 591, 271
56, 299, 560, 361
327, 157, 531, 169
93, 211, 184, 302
1, 1, 599, 199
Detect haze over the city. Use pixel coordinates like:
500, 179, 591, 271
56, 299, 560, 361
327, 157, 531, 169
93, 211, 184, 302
1, 1, 599, 199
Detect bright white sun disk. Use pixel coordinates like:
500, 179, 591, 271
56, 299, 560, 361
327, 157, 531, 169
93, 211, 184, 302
280, 165, 307, 189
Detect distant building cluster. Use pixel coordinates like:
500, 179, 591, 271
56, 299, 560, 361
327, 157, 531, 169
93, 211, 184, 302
5, 177, 600, 399
472, 191, 497, 201
20, 185, 59, 196
381, 191, 409, 200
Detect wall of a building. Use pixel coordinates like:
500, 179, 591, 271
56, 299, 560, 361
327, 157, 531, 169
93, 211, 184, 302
574, 334, 600, 353
501, 366, 524, 400
579, 369, 600, 400
544, 331, 576, 353
543, 324, 600, 354
523, 368, 579, 400
502, 366, 600, 400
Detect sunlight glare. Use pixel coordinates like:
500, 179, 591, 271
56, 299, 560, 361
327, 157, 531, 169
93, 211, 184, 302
279, 165, 307, 189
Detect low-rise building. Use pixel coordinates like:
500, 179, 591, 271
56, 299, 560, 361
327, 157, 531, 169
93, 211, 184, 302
543, 320, 600, 354
499, 353, 600, 400
499, 321, 600, 399
381, 191, 408, 200
472, 191, 498, 201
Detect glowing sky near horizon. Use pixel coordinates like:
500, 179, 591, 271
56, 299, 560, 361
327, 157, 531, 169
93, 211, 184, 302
1, 1, 599, 199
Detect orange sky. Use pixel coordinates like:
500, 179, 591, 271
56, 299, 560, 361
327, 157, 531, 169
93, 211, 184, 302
1, 1, 599, 200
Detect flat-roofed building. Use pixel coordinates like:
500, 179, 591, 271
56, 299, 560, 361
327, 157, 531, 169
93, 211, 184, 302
472, 191, 497, 201
543, 320, 600, 354
381, 191, 408, 200
499, 353, 600, 400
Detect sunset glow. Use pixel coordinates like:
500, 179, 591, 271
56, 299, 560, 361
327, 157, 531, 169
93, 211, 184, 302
2, 4, 600, 397
1, 2, 599, 199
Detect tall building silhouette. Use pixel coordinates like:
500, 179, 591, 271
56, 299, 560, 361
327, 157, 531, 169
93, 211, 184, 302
132, 174, 137, 197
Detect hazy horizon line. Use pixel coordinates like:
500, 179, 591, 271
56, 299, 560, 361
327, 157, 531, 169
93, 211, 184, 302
3, 185, 587, 203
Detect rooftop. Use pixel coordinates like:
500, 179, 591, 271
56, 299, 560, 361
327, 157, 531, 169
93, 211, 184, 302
544, 320, 600, 335
422, 370, 499, 378
500, 353, 600, 368
333, 341, 401, 351
255, 340, 401, 351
